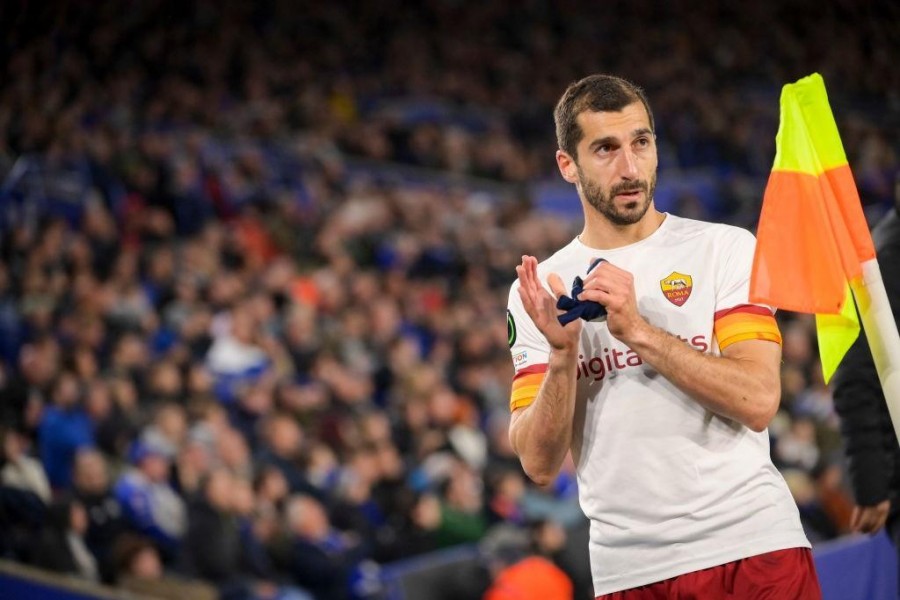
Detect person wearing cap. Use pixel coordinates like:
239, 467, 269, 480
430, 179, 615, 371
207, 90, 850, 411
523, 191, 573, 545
113, 435, 186, 562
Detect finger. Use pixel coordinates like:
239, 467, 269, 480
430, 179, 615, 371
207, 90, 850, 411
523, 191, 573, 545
858, 509, 879, 534
546, 273, 567, 299
858, 514, 874, 533
582, 271, 624, 296
584, 261, 632, 288
517, 258, 538, 298
579, 288, 613, 305
850, 506, 862, 532
515, 264, 528, 289
522, 256, 539, 292
872, 505, 889, 531
518, 282, 541, 317
862, 519, 880, 534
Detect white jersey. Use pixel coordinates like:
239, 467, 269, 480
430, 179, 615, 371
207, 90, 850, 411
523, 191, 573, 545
507, 214, 809, 595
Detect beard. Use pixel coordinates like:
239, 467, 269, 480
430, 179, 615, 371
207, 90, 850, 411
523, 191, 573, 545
578, 166, 657, 226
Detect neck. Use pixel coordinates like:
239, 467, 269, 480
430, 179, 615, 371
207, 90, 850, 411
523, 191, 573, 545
578, 206, 666, 249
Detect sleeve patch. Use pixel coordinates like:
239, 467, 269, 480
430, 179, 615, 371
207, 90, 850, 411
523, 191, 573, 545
507, 310, 517, 347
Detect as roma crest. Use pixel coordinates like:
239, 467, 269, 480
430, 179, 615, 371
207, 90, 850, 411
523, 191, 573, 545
660, 272, 693, 307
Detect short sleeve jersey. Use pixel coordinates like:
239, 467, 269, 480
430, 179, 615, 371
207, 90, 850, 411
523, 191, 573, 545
506, 214, 809, 595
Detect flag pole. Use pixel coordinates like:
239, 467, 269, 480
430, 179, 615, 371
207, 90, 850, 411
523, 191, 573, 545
853, 260, 900, 445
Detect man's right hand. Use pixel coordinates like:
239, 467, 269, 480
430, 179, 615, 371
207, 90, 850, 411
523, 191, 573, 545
849, 499, 890, 534
515, 255, 581, 352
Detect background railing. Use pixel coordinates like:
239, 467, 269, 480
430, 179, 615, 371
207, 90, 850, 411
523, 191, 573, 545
2, 533, 895, 600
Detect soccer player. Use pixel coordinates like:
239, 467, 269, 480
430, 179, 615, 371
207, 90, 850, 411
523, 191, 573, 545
506, 74, 821, 599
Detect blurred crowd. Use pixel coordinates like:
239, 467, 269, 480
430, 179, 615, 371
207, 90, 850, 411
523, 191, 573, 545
0, 1, 898, 599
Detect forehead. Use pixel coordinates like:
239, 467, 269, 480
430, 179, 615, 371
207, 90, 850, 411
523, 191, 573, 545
575, 101, 651, 144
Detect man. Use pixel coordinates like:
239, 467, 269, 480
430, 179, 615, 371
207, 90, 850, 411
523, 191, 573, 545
283, 493, 368, 600
507, 74, 820, 598
831, 179, 900, 561
114, 437, 186, 562
72, 448, 126, 582
38, 370, 95, 490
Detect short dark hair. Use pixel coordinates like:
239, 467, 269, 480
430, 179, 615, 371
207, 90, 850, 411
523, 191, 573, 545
554, 74, 655, 159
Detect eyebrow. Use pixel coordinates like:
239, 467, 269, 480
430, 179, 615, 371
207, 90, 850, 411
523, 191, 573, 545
587, 128, 654, 151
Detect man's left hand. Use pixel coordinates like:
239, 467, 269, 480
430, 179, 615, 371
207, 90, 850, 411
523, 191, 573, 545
579, 260, 648, 344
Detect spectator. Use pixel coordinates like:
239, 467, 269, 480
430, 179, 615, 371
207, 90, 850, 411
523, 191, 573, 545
1, 424, 51, 503
329, 448, 385, 547
114, 437, 187, 561
485, 468, 526, 526
783, 469, 839, 544
72, 448, 127, 583
0, 483, 46, 561
144, 402, 189, 458
0, 337, 59, 440
113, 534, 218, 600
283, 493, 369, 600
435, 459, 488, 548
182, 468, 250, 598
38, 370, 94, 489
0, 1, 896, 597
256, 412, 319, 498
231, 477, 316, 600
207, 305, 272, 405
83, 377, 135, 458
30, 496, 99, 582
480, 525, 573, 600
373, 491, 441, 563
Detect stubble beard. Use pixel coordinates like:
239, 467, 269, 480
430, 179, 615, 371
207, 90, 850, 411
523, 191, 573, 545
578, 166, 657, 226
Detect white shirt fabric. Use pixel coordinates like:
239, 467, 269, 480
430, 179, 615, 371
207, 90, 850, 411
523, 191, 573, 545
507, 214, 809, 595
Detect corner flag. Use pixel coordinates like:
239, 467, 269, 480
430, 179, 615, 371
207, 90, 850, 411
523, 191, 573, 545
750, 73, 900, 443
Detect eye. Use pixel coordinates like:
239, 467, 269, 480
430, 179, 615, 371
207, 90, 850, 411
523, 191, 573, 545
634, 137, 650, 148
596, 144, 612, 155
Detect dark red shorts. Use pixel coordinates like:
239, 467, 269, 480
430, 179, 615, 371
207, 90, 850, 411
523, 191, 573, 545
596, 547, 822, 600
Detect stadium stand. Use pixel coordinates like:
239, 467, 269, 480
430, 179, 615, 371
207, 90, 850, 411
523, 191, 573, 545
0, 1, 898, 598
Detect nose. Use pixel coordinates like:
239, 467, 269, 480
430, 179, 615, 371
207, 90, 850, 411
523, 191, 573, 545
617, 146, 639, 179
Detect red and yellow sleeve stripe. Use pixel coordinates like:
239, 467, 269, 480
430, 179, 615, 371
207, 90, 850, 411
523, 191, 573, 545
714, 305, 782, 351
510, 364, 547, 411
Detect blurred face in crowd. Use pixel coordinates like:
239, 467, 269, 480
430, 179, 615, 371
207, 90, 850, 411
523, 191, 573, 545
412, 493, 441, 530
150, 362, 183, 399
218, 427, 250, 471
558, 102, 658, 226
20, 339, 60, 385
2, 429, 24, 462
267, 416, 302, 457
74, 449, 110, 495
444, 464, 483, 513
205, 469, 234, 511
129, 546, 163, 580
84, 380, 112, 421
113, 334, 147, 370
287, 495, 330, 541
187, 364, 214, 396
257, 467, 289, 504
231, 478, 255, 516
154, 403, 188, 447
140, 453, 170, 484
52, 371, 81, 409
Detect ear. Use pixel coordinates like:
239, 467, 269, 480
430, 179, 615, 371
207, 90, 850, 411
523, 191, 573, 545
556, 150, 579, 184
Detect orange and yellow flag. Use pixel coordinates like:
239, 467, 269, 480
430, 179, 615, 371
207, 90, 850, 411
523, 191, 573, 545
750, 73, 876, 382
